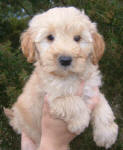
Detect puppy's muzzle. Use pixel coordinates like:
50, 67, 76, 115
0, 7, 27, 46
59, 56, 72, 67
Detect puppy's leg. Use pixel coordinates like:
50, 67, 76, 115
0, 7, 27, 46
50, 96, 91, 135
91, 93, 118, 149
67, 99, 91, 135
4, 71, 44, 147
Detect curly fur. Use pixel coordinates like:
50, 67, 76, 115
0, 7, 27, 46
4, 7, 118, 149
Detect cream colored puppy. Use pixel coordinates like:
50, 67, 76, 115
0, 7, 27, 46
5, 7, 118, 149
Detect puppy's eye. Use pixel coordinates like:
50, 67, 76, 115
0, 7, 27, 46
47, 34, 54, 41
74, 35, 81, 42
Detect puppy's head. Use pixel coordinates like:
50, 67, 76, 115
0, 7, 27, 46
21, 7, 105, 76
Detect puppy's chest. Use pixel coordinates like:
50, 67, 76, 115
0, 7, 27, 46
43, 76, 81, 99
41, 71, 102, 102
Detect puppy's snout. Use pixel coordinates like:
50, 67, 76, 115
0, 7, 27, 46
59, 56, 72, 67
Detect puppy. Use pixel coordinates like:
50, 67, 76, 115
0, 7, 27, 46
5, 7, 118, 149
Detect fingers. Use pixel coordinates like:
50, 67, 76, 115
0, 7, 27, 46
93, 87, 99, 96
44, 86, 100, 113
76, 81, 85, 96
76, 82, 100, 110
42, 95, 50, 116
88, 87, 100, 110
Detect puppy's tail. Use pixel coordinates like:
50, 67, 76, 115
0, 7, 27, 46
4, 108, 14, 119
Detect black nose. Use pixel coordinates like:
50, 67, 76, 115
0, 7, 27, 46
59, 56, 72, 66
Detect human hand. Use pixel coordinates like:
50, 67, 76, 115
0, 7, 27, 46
39, 95, 76, 150
39, 86, 100, 150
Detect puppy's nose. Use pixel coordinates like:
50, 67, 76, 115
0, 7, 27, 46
59, 56, 72, 66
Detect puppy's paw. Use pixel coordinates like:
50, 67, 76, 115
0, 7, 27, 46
68, 115, 90, 135
50, 103, 65, 119
94, 122, 118, 149
68, 121, 86, 135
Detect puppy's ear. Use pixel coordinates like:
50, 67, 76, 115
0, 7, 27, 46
91, 32, 105, 65
20, 30, 35, 63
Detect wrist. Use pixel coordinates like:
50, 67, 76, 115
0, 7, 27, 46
39, 137, 68, 150
39, 145, 68, 150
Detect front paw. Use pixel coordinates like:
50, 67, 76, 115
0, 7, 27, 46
94, 122, 118, 149
68, 121, 87, 135
68, 115, 90, 135
50, 103, 65, 119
